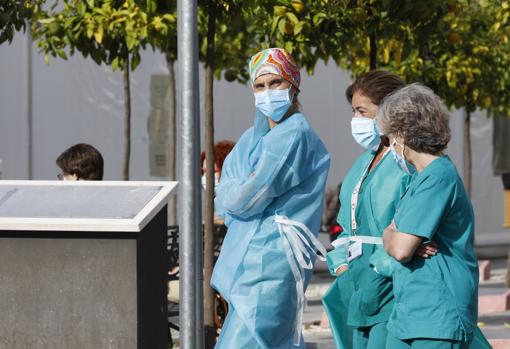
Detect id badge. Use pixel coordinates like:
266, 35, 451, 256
347, 240, 363, 262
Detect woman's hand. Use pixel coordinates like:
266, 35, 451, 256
414, 241, 438, 259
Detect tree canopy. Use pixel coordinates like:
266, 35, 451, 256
33, 0, 175, 72
0, 0, 43, 44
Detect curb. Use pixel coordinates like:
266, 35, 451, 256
479, 290, 510, 315
479, 260, 492, 282
489, 339, 510, 349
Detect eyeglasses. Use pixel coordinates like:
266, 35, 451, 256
57, 172, 64, 180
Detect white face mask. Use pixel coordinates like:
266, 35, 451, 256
254, 88, 293, 122
390, 139, 416, 175
201, 172, 220, 191
350, 117, 381, 151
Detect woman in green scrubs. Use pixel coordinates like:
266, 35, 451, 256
375, 83, 482, 348
322, 71, 437, 349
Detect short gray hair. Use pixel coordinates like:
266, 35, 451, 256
377, 83, 451, 155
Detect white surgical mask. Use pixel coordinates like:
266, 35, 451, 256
390, 139, 416, 175
350, 117, 381, 151
201, 173, 220, 191
254, 88, 293, 122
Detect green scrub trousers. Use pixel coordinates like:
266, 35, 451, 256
353, 322, 388, 349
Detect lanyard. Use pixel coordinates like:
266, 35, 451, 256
350, 149, 390, 232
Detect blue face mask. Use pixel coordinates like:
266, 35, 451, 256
254, 88, 293, 122
390, 139, 416, 175
351, 117, 381, 151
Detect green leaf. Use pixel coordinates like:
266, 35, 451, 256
271, 15, 282, 35
86, 26, 94, 39
38, 18, 56, 24
285, 41, 293, 52
126, 35, 137, 50
90, 49, 103, 65
147, 0, 156, 13
274, 6, 287, 16
286, 12, 299, 25
94, 26, 103, 44
131, 52, 141, 70
278, 17, 286, 35
111, 56, 119, 70
312, 12, 326, 26
294, 21, 304, 35
57, 50, 68, 59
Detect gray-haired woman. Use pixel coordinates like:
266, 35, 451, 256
373, 83, 490, 348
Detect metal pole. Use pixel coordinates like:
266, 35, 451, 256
178, 0, 202, 348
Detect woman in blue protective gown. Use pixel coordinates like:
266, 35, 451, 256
373, 83, 490, 348
322, 71, 438, 349
211, 48, 331, 349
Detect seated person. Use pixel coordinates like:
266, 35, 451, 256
56, 143, 104, 181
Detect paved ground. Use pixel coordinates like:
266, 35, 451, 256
302, 271, 336, 348
304, 259, 510, 348
169, 234, 510, 348
477, 261, 510, 343
170, 267, 510, 348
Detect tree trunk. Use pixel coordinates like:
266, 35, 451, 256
369, 32, 377, 70
203, 1, 216, 347
367, 4, 377, 70
463, 110, 472, 197
27, 29, 33, 179
122, 56, 131, 181
166, 55, 177, 225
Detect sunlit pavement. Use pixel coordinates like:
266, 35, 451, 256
304, 258, 510, 349
170, 233, 510, 348
303, 270, 335, 348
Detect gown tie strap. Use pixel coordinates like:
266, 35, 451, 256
274, 214, 327, 346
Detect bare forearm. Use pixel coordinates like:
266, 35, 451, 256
382, 227, 408, 262
383, 224, 422, 263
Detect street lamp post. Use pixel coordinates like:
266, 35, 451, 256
178, 0, 203, 348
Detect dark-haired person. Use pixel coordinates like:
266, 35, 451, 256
56, 143, 104, 181
322, 71, 436, 349
375, 83, 490, 349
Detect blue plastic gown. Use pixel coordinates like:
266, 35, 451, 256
211, 111, 330, 349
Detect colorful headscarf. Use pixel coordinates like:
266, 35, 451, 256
249, 48, 301, 89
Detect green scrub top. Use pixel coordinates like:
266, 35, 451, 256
328, 149, 410, 270
389, 156, 478, 343
323, 149, 410, 348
